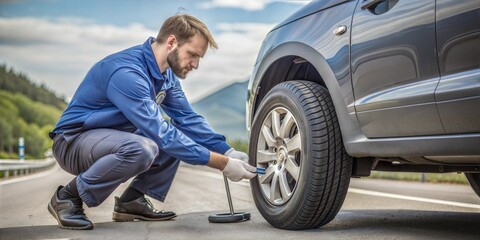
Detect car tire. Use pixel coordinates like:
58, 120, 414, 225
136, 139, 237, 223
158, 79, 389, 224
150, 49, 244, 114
465, 173, 480, 197
249, 80, 352, 230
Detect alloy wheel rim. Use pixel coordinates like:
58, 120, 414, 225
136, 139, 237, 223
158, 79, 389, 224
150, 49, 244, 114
256, 107, 302, 205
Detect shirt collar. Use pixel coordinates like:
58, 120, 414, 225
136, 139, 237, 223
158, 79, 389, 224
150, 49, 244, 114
143, 37, 164, 81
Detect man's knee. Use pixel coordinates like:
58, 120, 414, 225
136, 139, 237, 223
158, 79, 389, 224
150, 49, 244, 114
120, 137, 158, 171
137, 138, 159, 170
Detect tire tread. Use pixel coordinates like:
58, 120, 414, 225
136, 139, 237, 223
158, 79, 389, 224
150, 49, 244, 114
280, 81, 351, 229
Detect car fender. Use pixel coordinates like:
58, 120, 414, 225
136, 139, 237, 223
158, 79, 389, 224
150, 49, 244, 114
248, 41, 365, 154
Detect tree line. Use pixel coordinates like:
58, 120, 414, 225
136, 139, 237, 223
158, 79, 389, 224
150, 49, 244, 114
0, 64, 67, 110
0, 65, 66, 159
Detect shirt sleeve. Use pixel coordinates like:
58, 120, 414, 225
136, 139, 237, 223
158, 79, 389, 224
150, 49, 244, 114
105, 68, 211, 165
160, 82, 232, 154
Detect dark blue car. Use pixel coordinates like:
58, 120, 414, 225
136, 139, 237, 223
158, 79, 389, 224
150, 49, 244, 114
246, 0, 480, 230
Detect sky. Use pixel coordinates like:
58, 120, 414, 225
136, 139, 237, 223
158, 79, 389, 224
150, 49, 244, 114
0, 0, 310, 102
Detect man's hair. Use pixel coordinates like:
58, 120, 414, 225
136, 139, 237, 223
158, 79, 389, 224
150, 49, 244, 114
156, 14, 218, 49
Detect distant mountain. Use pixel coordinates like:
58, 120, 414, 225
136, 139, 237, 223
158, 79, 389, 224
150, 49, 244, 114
192, 81, 248, 141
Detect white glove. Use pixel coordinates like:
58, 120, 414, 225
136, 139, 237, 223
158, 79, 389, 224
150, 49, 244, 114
225, 148, 249, 163
222, 157, 256, 182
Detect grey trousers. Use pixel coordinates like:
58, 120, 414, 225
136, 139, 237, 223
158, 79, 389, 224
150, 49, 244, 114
52, 128, 180, 207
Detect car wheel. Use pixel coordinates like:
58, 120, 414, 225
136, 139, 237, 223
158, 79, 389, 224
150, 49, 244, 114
249, 80, 352, 230
465, 173, 480, 197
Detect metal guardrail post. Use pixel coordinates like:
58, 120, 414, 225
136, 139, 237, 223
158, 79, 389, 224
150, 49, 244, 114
0, 158, 56, 179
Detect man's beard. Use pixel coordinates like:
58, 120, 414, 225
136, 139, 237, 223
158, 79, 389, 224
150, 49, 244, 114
167, 49, 187, 79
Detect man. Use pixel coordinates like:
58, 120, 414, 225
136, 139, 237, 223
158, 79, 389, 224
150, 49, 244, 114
48, 14, 256, 230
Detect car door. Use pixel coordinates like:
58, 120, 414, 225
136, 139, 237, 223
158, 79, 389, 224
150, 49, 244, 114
350, 0, 443, 138
434, 0, 480, 134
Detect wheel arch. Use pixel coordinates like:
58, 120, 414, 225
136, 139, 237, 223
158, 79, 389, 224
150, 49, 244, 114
249, 42, 363, 153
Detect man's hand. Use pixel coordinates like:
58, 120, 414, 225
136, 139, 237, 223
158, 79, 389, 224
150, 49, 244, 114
225, 148, 249, 163
206, 151, 255, 181
222, 157, 256, 182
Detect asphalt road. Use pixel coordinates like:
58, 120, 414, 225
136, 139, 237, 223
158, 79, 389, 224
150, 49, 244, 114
1, 163, 480, 240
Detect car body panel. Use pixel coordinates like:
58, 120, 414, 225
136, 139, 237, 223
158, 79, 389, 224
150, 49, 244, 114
272, 0, 354, 31
247, 0, 480, 163
247, 0, 358, 133
351, 0, 444, 137
435, 0, 480, 134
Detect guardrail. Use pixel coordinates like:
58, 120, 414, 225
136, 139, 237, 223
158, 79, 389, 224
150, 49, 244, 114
0, 158, 56, 179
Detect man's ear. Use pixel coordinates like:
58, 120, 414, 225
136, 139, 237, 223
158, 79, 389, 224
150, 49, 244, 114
167, 35, 177, 51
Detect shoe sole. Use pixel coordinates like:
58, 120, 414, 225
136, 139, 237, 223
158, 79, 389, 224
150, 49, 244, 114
47, 202, 94, 230
112, 212, 177, 222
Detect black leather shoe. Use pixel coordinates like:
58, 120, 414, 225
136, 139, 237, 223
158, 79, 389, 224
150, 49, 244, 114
112, 196, 176, 221
47, 186, 94, 230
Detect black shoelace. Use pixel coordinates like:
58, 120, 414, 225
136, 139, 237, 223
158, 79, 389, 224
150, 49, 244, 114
71, 198, 86, 215
144, 198, 161, 213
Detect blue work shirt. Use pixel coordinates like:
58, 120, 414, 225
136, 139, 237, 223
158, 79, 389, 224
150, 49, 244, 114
51, 37, 231, 165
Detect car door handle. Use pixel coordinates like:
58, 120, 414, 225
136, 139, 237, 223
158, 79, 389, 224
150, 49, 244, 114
361, 0, 386, 10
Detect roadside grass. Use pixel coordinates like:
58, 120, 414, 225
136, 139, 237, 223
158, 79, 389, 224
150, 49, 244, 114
367, 171, 469, 185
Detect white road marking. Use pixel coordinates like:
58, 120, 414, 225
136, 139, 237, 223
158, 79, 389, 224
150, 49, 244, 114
180, 166, 480, 210
348, 188, 480, 210
179, 166, 250, 187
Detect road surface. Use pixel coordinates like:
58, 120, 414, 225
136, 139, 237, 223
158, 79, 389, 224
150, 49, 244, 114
1, 163, 479, 239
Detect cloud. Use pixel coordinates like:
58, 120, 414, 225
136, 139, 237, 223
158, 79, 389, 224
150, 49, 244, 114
198, 0, 310, 11
0, 17, 155, 100
183, 22, 274, 101
198, 0, 271, 11
0, 17, 273, 102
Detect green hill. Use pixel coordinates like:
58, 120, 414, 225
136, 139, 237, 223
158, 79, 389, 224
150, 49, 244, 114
0, 64, 67, 109
0, 64, 66, 159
